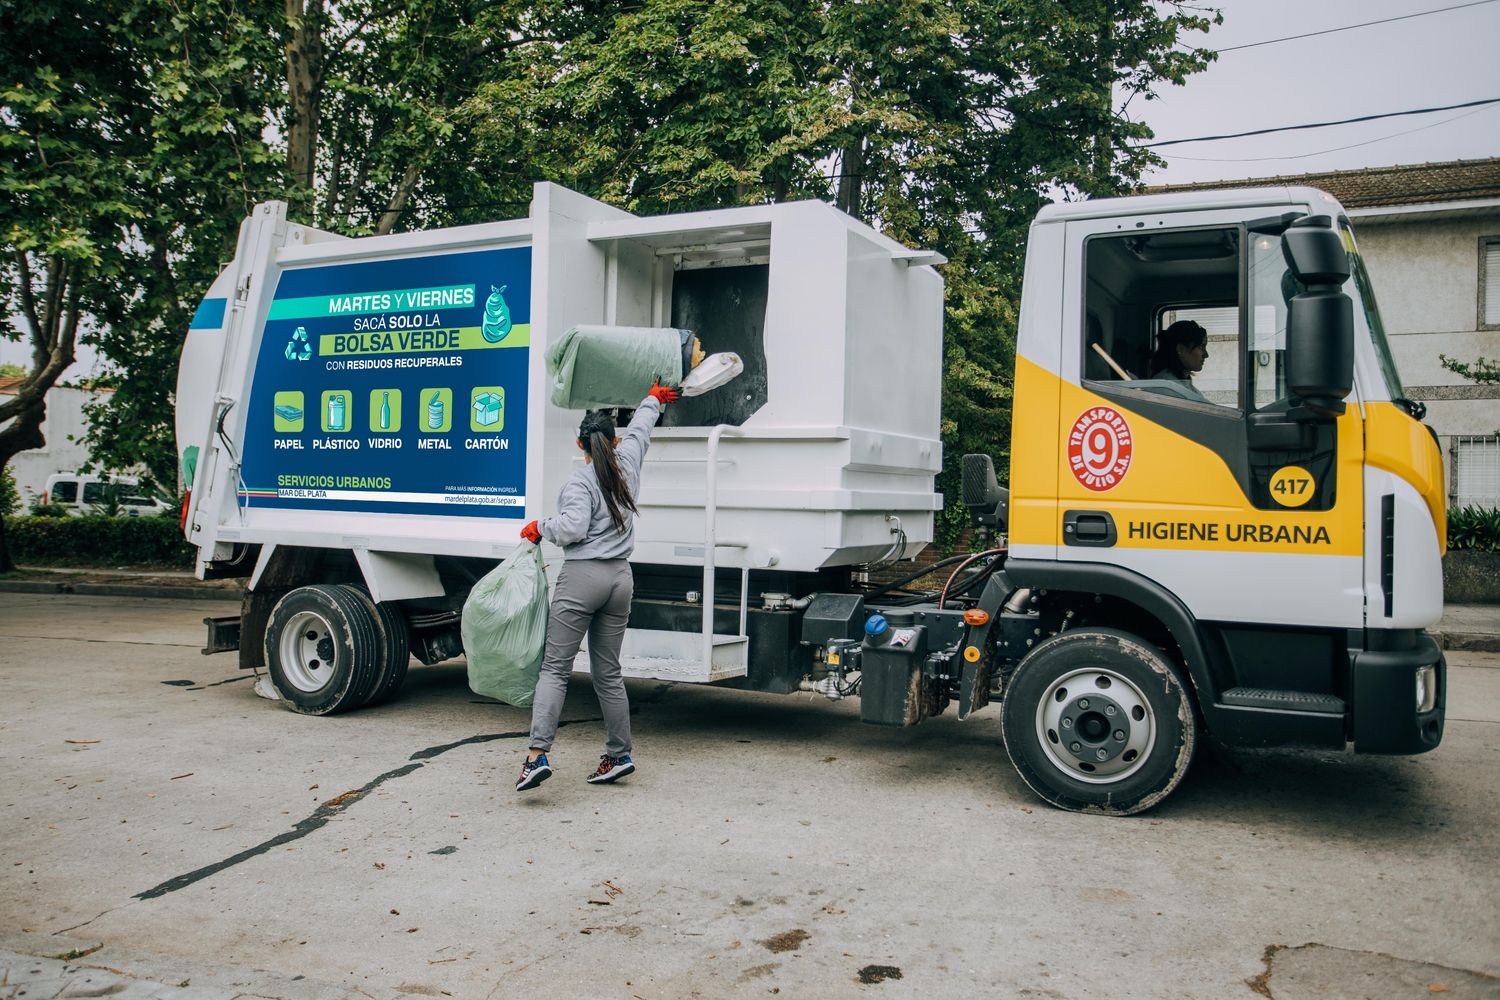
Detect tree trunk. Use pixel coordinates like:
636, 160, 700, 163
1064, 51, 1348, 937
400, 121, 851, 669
836, 137, 864, 218
284, 0, 325, 210
374, 159, 424, 235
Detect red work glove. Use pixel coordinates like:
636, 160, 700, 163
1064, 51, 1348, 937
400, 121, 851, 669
520, 520, 541, 543
648, 378, 679, 405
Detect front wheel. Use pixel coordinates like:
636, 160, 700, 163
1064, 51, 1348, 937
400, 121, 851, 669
1001, 627, 1195, 816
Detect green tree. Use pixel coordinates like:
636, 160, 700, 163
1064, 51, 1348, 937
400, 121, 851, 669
79, 0, 285, 491
81, 1, 528, 497
470, 0, 1216, 549
0, 3, 150, 571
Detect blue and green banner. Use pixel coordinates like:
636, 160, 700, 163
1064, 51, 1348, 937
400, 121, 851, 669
240, 246, 533, 518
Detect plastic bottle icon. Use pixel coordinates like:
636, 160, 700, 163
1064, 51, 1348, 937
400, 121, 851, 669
481, 285, 512, 343
380, 391, 392, 430
426, 392, 444, 430
327, 393, 346, 431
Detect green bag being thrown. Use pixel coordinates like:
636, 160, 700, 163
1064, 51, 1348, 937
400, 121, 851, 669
463, 541, 548, 706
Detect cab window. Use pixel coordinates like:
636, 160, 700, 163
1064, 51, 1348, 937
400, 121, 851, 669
51, 480, 78, 503
1083, 227, 1242, 409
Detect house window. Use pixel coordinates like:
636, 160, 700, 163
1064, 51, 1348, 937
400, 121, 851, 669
1482, 237, 1500, 330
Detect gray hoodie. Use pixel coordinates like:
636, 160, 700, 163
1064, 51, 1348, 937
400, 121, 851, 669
538, 395, 661, 560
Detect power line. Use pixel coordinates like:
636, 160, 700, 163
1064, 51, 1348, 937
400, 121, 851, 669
1143, 97, 1500, 147
1163, 103, 1498, 163
1204, 0, 1498, 53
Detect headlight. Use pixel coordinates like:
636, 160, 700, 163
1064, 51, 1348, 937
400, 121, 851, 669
1415, 664, 1438, 714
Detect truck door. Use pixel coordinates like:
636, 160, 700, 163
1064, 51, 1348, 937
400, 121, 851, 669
1051, 212, 1365, 630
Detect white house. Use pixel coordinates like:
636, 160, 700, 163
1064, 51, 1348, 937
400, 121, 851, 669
0, 378, 113, 506
1149, 158, 1500, 507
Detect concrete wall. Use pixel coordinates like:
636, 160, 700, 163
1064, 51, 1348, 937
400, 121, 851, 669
1349, 209, 1500, 500
0, 385, 108, 506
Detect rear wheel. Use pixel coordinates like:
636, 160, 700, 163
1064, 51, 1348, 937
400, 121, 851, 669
1001, 627, 1195, 816
338, 584, 411, 706
265, 584, 380, 715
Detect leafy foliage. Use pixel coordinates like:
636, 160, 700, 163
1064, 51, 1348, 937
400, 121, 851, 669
1440, 354, 1500, 386
3, 0, 1219, 563
1448, 505, 1500, 552
0, 466, 17, 519
7, 514, 195, 567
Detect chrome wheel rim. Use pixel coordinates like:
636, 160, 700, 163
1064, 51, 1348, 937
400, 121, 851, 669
1035, 666, 1156, 784
279, 610, 338, 693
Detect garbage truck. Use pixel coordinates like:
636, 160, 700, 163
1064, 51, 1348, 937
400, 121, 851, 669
176, 182, 1447, 815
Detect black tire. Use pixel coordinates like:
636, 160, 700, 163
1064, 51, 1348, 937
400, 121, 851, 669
338, 584, 411, 707
1001, 627, 1195, 816
264, 584, 381, 715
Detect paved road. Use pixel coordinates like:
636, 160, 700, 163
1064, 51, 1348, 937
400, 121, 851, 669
2, 593, 1497, 1000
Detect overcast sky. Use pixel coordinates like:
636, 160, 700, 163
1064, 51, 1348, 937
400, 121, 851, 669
1135, 0, 1500, 184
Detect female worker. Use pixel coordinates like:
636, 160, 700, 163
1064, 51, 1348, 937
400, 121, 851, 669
515, 380, 679, 791
1148, 319, 1211, 402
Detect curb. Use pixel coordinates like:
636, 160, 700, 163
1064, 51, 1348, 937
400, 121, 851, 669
1437, 630, 1500, 654
0, 580, 241, 602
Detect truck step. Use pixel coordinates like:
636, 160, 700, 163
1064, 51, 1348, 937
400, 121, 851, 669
1220, 687, 1345, 714
576, 628, 748, 684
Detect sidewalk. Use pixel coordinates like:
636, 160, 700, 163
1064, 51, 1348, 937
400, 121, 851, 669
1434, 604, 1500, 653
0, 565, 241, 602
0, 932, 371, 1000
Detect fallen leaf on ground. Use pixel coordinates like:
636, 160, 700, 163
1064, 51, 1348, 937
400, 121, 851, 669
1429, 986, 1450, 994
65, 740, 100, 745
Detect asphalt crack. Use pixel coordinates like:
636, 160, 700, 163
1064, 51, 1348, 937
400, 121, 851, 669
129, 716, 605, 902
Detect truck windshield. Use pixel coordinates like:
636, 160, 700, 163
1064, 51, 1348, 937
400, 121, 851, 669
1338, 217, 1404, 401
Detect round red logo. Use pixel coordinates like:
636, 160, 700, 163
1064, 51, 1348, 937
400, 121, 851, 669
1067, 407, 1133, 492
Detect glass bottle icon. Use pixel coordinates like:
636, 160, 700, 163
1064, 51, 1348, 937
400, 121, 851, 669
426, 391, 444, 430
380, 391, 392, 430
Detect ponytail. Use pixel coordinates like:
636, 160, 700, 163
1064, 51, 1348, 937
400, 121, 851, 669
578, 410, 637, 533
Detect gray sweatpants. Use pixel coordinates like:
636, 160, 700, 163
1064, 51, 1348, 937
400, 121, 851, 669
528, 558, 633, 756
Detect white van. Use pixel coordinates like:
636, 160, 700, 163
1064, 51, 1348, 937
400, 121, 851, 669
41, 474, 171, 517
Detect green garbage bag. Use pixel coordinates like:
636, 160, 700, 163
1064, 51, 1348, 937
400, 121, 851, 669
547, 324, 686, 409
462, 542, 548, 706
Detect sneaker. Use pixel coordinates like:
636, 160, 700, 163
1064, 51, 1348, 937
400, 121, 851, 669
516, 753, 552, 792
586, 753, 635, 785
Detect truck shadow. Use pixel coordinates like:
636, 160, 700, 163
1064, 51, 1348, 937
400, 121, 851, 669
377, 664, 1463, 839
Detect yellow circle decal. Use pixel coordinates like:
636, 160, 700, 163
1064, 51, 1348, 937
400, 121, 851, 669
964, 646, 981, 662
1269, 466, 1315, 508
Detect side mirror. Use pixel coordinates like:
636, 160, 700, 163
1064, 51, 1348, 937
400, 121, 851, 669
1282, 221, 1354, 417
961, 453, 1008, 531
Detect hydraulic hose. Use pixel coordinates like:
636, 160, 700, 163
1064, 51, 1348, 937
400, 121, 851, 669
860, 553, 974, 601
939, 547, 1007, 609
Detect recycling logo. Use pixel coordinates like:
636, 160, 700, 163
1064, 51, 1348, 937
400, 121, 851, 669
481, 285, 512, 343
284, 325, 312, 361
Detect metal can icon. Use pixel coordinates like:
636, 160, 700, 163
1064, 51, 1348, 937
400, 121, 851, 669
427, 392, 444, 430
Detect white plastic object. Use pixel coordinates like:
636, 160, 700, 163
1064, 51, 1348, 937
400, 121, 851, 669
681, 351, 744, 397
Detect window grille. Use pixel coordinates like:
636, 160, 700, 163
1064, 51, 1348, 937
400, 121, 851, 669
1452, 434, 1500, 507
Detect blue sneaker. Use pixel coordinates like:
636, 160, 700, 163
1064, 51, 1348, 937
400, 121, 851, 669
516, 753, 552, 792
587, 753, 635, 785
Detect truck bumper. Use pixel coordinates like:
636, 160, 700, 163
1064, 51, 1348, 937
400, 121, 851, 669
1351, 631, 1445, 754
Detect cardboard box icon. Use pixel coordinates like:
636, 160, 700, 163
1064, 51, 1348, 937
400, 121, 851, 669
472, 390, 502, 428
